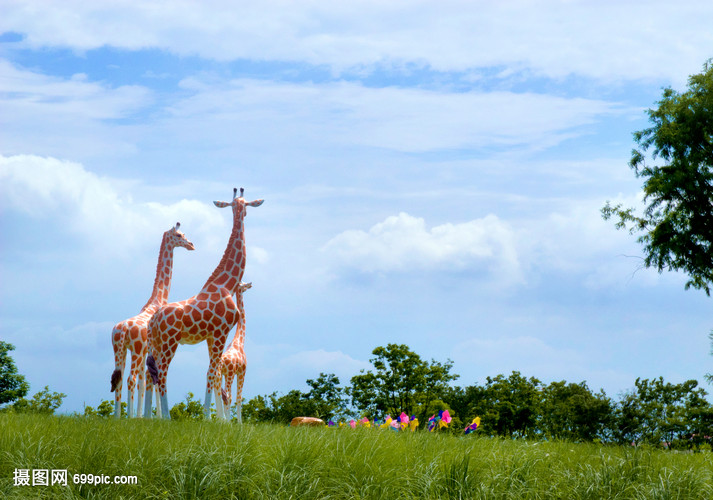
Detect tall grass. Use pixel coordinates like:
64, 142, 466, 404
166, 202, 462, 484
1, 413, 712, 499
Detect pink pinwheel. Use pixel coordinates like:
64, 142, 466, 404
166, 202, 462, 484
349, 419, 356, 428
442, 410, 451, 424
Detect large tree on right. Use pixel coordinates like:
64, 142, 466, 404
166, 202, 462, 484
602, 60, 713, 293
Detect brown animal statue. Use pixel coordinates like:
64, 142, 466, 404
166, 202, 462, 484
290, 417, 325, 427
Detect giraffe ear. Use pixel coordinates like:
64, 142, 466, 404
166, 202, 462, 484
214, 201, 231, 208
247, 199, 264, 207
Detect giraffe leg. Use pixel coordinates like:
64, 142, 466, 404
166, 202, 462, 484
144, 353, 155, 418
136, 357, 146, 419
111, 327, 127, 419
235, 358, 246, 424
160, 392, 170, 419
157, 341, 179, 420
144, 351, 161, 419
127, 353, 140, 418
143, 382, 153, 419
205, 337, 226, 420
223, 373, 233, 420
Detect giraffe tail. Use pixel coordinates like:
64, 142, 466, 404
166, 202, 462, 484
146, 355, 159, 385
110, 369, 122, 392
221, 388, 229, 406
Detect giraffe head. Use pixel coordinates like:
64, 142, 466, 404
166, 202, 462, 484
213, 187, 264, 219
238, 282, 253, 294
166, 222, 196, 251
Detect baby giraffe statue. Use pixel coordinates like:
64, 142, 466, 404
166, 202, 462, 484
220, 281, 252, 421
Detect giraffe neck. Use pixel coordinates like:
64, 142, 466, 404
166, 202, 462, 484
204, 214, 246, 294
229, 327, 245, 350
229, 298, 246, 349
141, 235, 174, 312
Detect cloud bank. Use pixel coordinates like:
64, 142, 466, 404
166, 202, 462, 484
323, 212, 522, 281
2, 1, 711, 82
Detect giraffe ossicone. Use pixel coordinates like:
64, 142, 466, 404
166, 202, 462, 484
110, 222, 195, 418
145, 188, 264, 419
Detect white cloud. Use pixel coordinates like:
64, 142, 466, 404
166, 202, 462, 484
323, 212, 522, 283
0, 60, 151, 159
160, 78, 622, 154
2, 1, 710, 83
319, 194, 679, 293
0, 63, 622, 165
0, 154, 225, 258
0, 60, 150, 119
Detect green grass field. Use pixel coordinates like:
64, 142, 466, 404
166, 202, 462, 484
1, 413, 712, 499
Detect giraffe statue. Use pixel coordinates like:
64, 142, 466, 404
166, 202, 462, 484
110, 222, 195, 418
145, 187, 263, 419
220, 281, 252, 421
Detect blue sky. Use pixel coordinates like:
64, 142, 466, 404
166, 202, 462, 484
1, 1, 713, 414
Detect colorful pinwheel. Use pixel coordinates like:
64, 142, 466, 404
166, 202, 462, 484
428, 410, 452, 431
409, 416, 419, 432
464, 417, 481, 434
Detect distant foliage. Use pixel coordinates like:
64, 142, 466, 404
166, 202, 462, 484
612, 377, 713, 448
349, 343, 458, 425
10, 386, 67, 415
243, 373, 349, 424
82, 400, 126, 418
0, 341, 29, 407
242, 344, 713, 449
170, 392, 209, 421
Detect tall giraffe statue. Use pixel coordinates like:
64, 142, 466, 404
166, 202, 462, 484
220, 281, 252, 421
110, 223, 195, 418
145, 188, 263, 419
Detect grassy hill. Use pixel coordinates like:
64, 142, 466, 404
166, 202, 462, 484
1, 413, 711, 499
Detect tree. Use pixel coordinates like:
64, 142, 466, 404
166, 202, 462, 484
88, 400, 127, 418
602, 60, 713, 294
242, 373, 349, 424
349, 344, 458, 423
611, 377, 712, 448
443, 384, 487, 429
12, 386, 66, 415
0, 341, 29, 407
540, 381, 613, 442
170, 392, 210, 420
304, 372, 349, 421
479, 372, 542, 438
243, 390, 314, 424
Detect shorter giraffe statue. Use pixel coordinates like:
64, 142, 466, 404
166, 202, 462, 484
220, 281, 252, 421
110, 223, 195, 418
